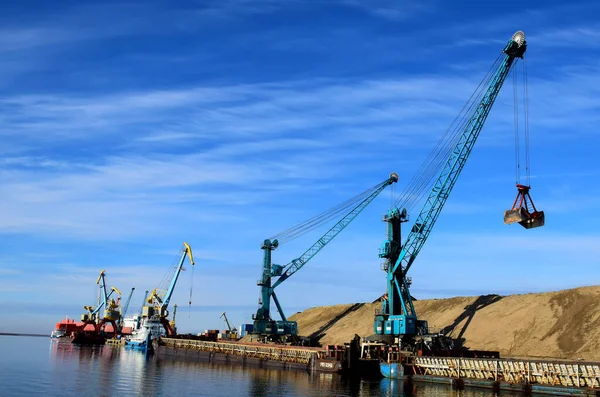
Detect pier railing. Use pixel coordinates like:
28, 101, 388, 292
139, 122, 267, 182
161, 338, 319, 365
414, 356, 600, 389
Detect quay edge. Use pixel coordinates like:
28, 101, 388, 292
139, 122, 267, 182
155, 336, 600, 396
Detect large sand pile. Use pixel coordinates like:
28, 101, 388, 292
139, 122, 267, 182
290, 286, 600, 361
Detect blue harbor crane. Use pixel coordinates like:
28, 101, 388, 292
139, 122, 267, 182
252, 173, 399, 340
374, 31, 536, 350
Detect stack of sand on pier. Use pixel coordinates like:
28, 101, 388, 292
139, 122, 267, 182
290, 285, 600, 361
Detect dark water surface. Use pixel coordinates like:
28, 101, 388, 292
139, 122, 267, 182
1, 335, 529, 396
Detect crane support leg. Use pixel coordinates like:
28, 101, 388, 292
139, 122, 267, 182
271, 291, 287, 322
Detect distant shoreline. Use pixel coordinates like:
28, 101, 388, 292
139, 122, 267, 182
0, 332, 48, 338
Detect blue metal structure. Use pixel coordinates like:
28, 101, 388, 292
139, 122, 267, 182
374, 31, 527, 342
118, 287, 135, 329
82, 270, 119, 321
147, 242, 194, 336
253, 173, 399, 338
77, 270, 122, 339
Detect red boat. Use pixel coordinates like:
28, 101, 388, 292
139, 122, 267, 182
71, 330, 106, 345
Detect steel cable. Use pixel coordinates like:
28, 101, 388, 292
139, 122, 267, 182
393, 53, 504, 213
270, 180, 386, 245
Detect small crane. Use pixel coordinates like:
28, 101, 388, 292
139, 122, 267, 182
146, 242, 195, 336
79, 270, 122, 338
169, 304, 178, 334
220, 312, 236, 333
118, 287, 135, 329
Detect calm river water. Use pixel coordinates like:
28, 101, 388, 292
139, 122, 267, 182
1, 335, 533, 396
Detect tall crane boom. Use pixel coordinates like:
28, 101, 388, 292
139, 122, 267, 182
79, 270, 122, 338
84, 270, 114, 318
118, 287, 135, 328
253, 172, 399, 338
375, 31, 527, 342
148, 242, 194, 318
221, 312, 235, 332
146, 243, 194, 337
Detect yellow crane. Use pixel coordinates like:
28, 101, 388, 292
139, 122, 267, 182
220, 312, 237, 340
169, 304, 178, 334
145, 242, 195, 336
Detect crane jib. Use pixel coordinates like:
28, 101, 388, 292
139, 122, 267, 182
271, 174, 398, 289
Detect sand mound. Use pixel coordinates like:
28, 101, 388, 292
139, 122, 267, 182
290, 285, 600, 361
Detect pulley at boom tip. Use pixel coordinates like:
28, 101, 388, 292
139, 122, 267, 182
511, 31, 526, 47
389, 172, 399, 183
505, 30, 527, 58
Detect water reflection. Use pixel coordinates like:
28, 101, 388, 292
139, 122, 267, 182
45, 339, 524, 397
48, 339, 161, 396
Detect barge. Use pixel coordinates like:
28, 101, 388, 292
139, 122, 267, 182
157, 337, 346, 373
157, 335, 600, 396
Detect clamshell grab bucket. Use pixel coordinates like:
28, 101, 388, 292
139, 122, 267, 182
504, 184, 545, 229
504, 208, 545, 228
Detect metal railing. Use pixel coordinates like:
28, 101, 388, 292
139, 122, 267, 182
414, 356, 600, 389
161, 338, 319, 365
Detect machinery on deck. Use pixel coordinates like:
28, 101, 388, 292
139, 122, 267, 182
373, 31, 534, 354
74, 270, 122, 343
170, 304, 178, 334
118, 287, 135, 330
145, 242, 195, 337
252, 173, 399, 341
121, 289, 149, 334
221, 312, 236, 333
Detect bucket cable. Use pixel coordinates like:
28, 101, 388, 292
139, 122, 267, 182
188, 264, 194, 318
513, 63, 521, 185
270, 179, 386, 245
523, 58, 531, 186
392, 52, 504, 213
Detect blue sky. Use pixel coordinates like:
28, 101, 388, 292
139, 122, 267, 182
2, 0, 600, 334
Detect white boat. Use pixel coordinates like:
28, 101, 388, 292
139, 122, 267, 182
50, 329, 66, 339
124, 317, 164, 351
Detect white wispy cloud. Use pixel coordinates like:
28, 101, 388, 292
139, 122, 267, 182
339, 0, 433, 20
2, 1, 600, 335
530, 26, 600, 48
1, 52, 598, 241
